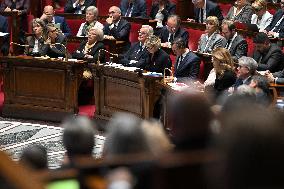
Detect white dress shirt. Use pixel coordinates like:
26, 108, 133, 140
251, 11, 273, 31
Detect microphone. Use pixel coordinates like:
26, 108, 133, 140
10, 42, 29, 47
50, 43, 68, 62
97, 49, 119, 65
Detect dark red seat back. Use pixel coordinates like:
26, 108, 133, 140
129, 23, 141, 43
187, 28, 205, 51
97, 0, 120, 16
65, 19, 85, 36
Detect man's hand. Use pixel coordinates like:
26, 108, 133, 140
40, 13, 47, 21
187, 18, 195, 23
106, 16, 114, 25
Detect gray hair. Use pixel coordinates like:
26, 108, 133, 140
89, 28, 104, 41
238, 56, 258, 75
145, 35, 161, 49
141, 25, 154, 36
86, 6, 98, 18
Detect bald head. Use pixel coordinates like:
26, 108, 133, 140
42, 5, 54, 23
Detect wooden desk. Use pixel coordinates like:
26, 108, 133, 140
0, 56, 86, 121
90, 64, 163, 120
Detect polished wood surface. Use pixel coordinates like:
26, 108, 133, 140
90, 64, 163, 120
0, 56, 86, 121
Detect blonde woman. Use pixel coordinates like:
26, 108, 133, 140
251, 0, 273, 31
212, 47, 236, 97
197, 16, 226, 54
76, 6, 103, 37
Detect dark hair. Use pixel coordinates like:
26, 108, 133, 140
172, 37, 186, 49
62, 115, 96, 158
20, 145, 48, 170
253, 32, 270, 44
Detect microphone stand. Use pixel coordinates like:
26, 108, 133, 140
97, 49, 119, 65
10, 42, 29, 56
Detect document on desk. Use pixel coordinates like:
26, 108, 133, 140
167, 82, 189, 91
0, 32, 9, 36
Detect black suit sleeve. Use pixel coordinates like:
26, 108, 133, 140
72, 41, 86, 59
257, 50, 283, 71
233, 40, 248, 59
110, 22, 131, 41
211, 5, 223, 23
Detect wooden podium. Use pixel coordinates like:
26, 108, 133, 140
90, 64, 163, 120
0, 56, 86, 121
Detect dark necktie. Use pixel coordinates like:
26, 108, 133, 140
125, 3, 133, 17
177, 55, 183, 70
226, 39, 232, 49
169, 33, 174, 43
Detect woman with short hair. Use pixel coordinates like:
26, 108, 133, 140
25, 18, 47, 56
197, 16, 226, 54
76, 6, 103, 37
138, 35, 172, 73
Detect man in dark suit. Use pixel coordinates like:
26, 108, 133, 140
64, 0, 96, 14
104, 6, 131, 52
171, 38, 200, 81
252, 32, 284, 72
0, 15, 9, 56
234, 56, 258, 89
119, 25, 153, 66
0, 0, 30, 15
264, 1, 284, 38
221, 20, 248, 61
159, 15, 189, 48
266, 68, 284, 84
191, 0, 223, 23
120, 0, 147, 18
40, 5, 72, 36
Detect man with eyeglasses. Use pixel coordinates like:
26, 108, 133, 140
103, 6, 131, 52
40, 5, 71, 36
159, 14, 189, 48
263, 0, 284, 38
120, 0, 147, 18
188, 0, 223, 24
234, 56, 258, 89
119, 25, 153, 66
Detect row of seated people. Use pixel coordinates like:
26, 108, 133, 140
24, 13, 284, 103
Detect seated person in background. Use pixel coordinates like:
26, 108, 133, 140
25, 18, 47, 56
190, 0, 223, 24
42, 24, 68, 58
77, 6, 103, 37
64, 0, 96, 14
249, 75, 272, 106
251, 0, 273, 31
0, 15, 9, 56
0, 0, 30, 15
72, 27, 105, 62
19, 145, 48, 171
0, 0, 30, 44
234, 56, 258, 89
120, 0, 147, 18
171, 38, 200, 81
158, 14, 189, 48
211, 47, 236, 98
221, 20, 248, 60
40, 5, 71, 36
263, 0, 284, 38
226, 0, 254, 23
119, 25, 153, 66
104, 6, 131, 52
149, 0, 176, 28
197, 16, 226, 54
137, 35, 172, 73
252, 32, 284, 72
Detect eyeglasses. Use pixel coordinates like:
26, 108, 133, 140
49, 29, 57, 33
146, 46, 154, 50
166, 24, 176, 31
108, 11, 117, 14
